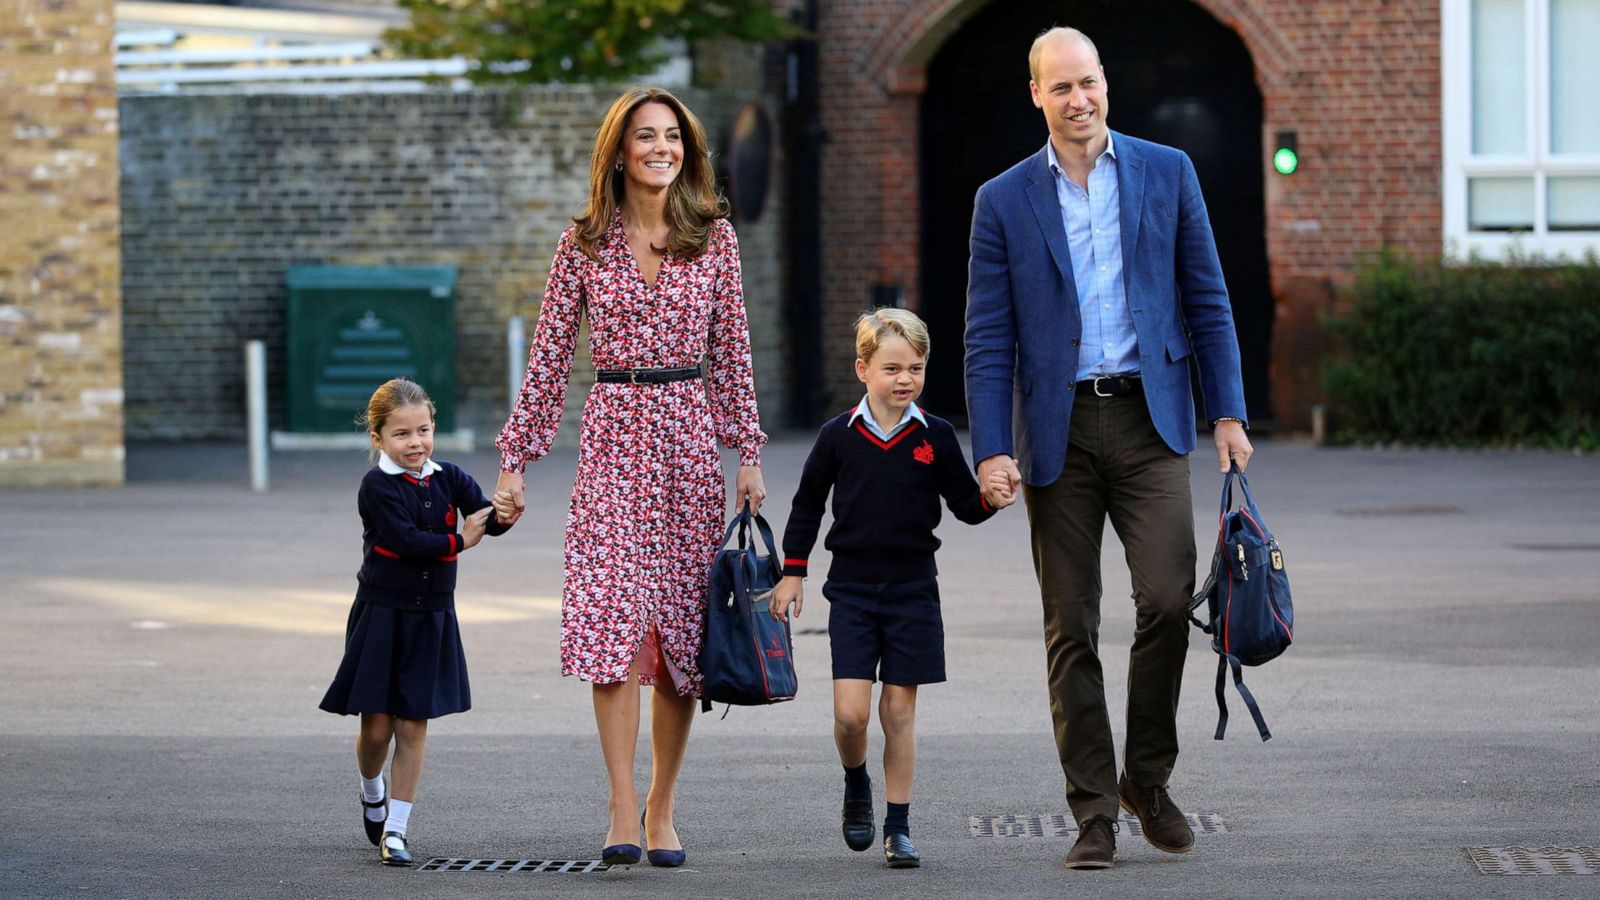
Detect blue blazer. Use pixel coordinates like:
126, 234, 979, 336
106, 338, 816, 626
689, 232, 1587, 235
963, 131, 1247, 487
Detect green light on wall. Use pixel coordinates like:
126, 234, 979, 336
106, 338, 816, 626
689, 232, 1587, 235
1273, 130, 1299, 175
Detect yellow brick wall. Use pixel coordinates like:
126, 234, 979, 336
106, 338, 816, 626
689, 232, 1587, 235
0, 0, 123, 486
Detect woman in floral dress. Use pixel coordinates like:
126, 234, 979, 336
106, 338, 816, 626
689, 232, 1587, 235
492, 87, 767, 866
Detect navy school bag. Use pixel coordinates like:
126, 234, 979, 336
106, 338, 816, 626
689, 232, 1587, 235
1189, 463, 1294, 741
699, 504, 797, 713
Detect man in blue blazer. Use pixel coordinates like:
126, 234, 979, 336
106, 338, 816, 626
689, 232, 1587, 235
964, 26, 1254, 870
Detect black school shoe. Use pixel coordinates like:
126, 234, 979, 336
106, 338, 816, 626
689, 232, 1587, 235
362, 796, 388, 846
842, 797, 875, 851
883, 833, 920, 868
379, 831, 412, 866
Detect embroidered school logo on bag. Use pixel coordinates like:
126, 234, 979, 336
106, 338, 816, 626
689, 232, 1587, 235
913, 440, 935, 465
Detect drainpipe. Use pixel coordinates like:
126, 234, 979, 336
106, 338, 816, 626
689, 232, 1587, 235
783, 0, 825, 426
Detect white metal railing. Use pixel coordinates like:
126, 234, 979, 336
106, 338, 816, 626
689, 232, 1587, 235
116, 41, 376, 67
115, 28, 178, 48
118, 57, 469, 87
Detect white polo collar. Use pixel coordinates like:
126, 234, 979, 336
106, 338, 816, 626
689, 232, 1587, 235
379, 453, 442, 477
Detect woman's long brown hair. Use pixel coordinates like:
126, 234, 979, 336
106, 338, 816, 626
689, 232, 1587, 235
572, 87, 728, 261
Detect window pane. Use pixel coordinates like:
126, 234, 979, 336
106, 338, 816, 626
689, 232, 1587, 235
1469, 177, 1535, 230
1472, 0, 1526, 155
1549, 176, 1600, 230
1551, 0, 1600, 154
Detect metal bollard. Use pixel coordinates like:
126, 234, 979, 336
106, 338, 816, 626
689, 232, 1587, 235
507, 314, 527, 404
245, 340, 268, 492
1310, 404, 1328, 445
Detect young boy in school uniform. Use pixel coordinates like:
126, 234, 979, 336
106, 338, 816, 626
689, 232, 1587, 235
770, 308, 1016, 868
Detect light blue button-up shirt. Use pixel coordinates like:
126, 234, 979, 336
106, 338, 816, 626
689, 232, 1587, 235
849, 395, 927, 442
1046, 136, 1139, 380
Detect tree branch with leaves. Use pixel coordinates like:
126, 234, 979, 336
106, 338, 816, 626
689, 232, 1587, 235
385, 0, 801, 84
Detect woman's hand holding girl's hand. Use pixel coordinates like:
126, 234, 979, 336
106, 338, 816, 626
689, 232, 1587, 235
461, 507, 492, 549
492, 470, 525, 524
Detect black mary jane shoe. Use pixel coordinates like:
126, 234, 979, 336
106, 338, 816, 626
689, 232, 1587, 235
842, 798, 875, 852
883, 832, 920, 868
380, 831, 412, 867
362, 796, 388, 847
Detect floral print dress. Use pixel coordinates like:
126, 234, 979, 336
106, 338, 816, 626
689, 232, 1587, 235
497, 214, 766, 694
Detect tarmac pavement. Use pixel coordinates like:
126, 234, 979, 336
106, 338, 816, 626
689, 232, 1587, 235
2, 435, 1597, 899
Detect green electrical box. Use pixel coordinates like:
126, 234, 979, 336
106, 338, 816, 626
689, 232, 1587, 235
285, 265, 458, 434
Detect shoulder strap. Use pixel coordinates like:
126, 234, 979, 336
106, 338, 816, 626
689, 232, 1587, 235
1214, 652, 1272, 742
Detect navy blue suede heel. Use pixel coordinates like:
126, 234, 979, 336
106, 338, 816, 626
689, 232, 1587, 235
601, 843, 641, 866
641, 806, 687, 867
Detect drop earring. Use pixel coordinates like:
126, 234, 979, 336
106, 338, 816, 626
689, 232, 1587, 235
614, 161, 623, 172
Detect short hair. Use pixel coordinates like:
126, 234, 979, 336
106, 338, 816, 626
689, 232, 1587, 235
359, 377, 436, 462
1028, 26, 1101, 82
854, 307, 930, 362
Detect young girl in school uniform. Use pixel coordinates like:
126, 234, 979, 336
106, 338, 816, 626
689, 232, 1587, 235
319, 377, 514, 865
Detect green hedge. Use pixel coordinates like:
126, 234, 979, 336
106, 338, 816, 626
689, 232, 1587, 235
1323, 251, 1600, 450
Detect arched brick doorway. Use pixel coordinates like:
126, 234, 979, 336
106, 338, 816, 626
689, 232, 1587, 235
913, 1, 1272, 424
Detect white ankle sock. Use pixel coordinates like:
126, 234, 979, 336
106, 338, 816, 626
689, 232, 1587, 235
361, 774, 386, 819
385, 799, 413, 836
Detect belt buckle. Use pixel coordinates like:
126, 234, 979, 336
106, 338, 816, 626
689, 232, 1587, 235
629, 368, 640, 385
1093, 376, 1115, 397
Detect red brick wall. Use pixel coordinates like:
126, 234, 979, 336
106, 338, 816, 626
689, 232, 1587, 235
815, 0, 1442, 426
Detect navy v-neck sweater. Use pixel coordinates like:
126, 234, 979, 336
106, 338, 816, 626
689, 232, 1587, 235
780, 410, 995, 584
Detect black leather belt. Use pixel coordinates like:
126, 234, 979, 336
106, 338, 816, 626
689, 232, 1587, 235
1076, 374, 1142, 397
595, 365, 702, 384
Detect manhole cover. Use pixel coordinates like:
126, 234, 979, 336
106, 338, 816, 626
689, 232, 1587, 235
968, 813, 1227, 838
1508, 543, 1600, 553
1467, 847, 1600, 875
417, 858, 610, 873
1333, 504, 1463, 518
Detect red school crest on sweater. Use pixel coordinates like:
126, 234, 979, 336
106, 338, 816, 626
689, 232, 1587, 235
913, 440, 935, 465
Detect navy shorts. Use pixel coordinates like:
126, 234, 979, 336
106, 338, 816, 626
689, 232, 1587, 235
823, 577, 945, 685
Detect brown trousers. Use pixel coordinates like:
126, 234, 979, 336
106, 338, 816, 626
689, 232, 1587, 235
1022, 391, 1196, 824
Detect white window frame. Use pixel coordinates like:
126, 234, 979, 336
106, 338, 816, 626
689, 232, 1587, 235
1442, 0, 1600, 259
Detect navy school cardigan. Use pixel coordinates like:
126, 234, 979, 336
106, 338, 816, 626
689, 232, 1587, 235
355, 461, 512, 610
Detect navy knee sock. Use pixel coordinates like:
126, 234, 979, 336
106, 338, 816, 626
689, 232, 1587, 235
844, 763, 871, 801
884, 801, 910, 836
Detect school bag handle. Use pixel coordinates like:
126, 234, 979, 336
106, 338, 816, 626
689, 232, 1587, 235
717, 500, 780, 591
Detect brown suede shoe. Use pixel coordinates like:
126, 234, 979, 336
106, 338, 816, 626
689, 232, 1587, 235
1064, 815, 1117, 869
1117, 774, 1195, 853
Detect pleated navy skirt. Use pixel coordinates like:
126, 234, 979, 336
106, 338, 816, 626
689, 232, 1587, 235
319, 599, 471, 720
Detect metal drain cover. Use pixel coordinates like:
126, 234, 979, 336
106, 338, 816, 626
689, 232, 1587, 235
968, 813, 1227, 838
1467, 847, 1600, 875
417, 858, 610, 873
